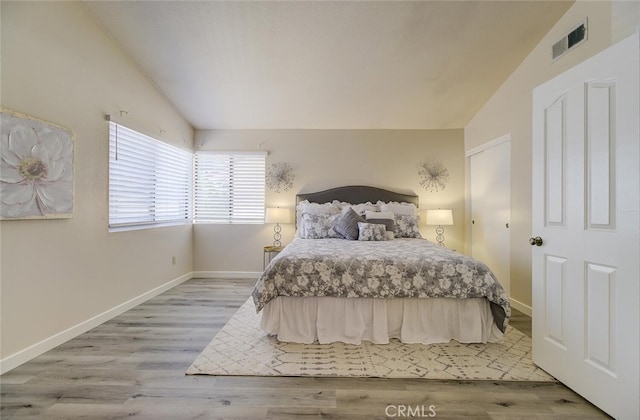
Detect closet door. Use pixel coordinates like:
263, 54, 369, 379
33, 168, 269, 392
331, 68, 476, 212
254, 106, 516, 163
468, 138, 511, 296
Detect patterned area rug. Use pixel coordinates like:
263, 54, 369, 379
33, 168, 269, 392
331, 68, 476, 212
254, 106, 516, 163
186, 298, 555, 381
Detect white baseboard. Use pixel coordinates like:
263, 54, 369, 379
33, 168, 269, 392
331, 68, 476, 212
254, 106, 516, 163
0, 272, 194, 375
193, 271, 261, 279
510, 297, 532, 317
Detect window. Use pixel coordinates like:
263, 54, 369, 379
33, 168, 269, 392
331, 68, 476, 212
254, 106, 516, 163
194, 152, 266, 223
108, 122, 192, 230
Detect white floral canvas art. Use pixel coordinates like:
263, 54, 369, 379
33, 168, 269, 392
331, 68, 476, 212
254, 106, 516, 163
0, 109, 74, 219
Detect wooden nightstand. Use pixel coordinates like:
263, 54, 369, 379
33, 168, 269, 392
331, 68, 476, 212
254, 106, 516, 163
263, 245, 284, 269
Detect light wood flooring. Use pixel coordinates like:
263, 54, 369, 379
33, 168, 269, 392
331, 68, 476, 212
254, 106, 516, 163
1, 278, 610, 419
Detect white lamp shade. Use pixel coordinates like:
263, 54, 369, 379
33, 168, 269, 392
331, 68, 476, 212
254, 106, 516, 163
425, 209, 453, 226
265, 207, 291, 224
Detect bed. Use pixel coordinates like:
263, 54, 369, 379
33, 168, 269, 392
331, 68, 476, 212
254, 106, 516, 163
251, 185, 510, 345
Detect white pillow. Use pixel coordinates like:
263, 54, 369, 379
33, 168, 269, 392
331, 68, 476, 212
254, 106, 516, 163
378, 201, 419, 215
335, 201, 380, 216
297, 200, 341, 215
365, 210, 394, 220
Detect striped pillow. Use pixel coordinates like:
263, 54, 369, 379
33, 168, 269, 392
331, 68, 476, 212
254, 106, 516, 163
334, 207, 366, 240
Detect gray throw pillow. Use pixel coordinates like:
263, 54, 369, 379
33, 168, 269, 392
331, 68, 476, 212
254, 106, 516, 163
367, 218, 394, 232
334, 207, 366, 240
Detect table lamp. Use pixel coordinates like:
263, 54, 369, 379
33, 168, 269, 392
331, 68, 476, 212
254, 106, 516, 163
425, 209, 453, 247
265, 207, 291, 247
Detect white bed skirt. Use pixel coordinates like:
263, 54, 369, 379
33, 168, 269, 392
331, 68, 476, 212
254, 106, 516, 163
260, 296, 504, 345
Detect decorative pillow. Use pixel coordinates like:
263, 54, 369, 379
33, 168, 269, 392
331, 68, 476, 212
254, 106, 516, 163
394, 214, 422, 238
334, 208, 366, 240
296, 200, 341, 236
357, 222, 387, 241
378, 201, 419, 215
367, 219, 395, 240
301, 213, 342, 239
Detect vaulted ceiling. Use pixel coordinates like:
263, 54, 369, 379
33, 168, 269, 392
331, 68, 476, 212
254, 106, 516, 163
84, 1, 573, 130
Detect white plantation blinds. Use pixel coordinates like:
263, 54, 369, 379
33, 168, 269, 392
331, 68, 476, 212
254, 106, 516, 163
108, 122, 192, 229
194, 152, 266, 223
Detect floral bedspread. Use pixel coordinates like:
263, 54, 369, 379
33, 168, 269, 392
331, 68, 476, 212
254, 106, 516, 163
252, 238, 510, 332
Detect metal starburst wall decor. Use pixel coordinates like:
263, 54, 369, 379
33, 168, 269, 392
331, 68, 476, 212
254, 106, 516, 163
418, 158, 450, 193
266, 162, 295, 193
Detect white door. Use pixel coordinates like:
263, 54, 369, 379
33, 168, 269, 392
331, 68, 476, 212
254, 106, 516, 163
469, 138, 511, 296
532, 33, 639, 419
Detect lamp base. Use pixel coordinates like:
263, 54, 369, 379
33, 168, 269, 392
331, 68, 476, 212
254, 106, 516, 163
435, 225, 445, 247
273, 223, 282, 247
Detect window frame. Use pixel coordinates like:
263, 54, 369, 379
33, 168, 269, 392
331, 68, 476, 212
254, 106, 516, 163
108, 122, 192, 232
193, 151, 266, 224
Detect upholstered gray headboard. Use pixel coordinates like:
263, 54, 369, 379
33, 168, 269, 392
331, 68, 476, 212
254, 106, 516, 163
296, 185, 419, 207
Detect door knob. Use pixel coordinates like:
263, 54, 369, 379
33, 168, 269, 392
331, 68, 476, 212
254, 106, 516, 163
529, 236, 543, 246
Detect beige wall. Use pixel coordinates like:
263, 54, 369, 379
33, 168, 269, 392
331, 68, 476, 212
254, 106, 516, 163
194, 129, 465, 272
0, 2, 194, 360
465, 0, 639, 308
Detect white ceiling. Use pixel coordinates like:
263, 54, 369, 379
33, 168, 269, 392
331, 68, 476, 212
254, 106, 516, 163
84, 0, 573, 130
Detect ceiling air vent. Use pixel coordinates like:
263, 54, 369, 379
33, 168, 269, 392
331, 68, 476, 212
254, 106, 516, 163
552, 19, 587, 61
